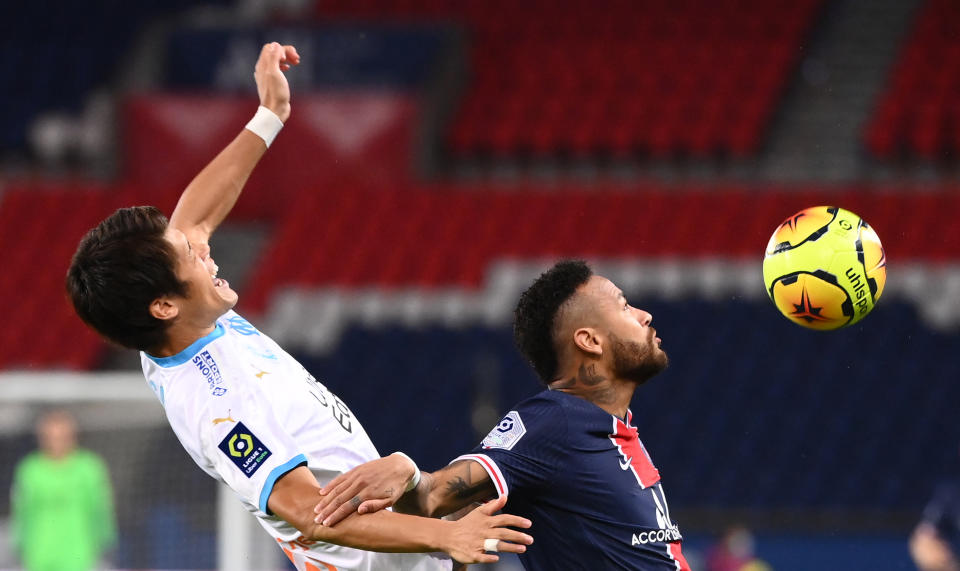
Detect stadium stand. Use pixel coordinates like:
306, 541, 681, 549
866, 0, 960, 158
0, 0, 229, 155
315, 0, 825, 158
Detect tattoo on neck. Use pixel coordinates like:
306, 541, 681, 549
578, 363, 605, 386
591, 386, 617, 405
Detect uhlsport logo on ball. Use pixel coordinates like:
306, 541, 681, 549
762, 206, 886, 330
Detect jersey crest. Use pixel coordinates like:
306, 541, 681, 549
482, 411, 526, 450
609, 417, 660, 488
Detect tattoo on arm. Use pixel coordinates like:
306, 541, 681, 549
445, 460, 488, 500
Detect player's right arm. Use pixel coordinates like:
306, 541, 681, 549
169, 42, 298, 247
269, 466, 530, 564
314, 455, 498, 526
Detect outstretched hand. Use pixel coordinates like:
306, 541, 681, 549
254, 42, 300, 122
315, 454, 413, 526
444, 496, 533, 564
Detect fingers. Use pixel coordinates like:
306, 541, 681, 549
477, 495, 507, 515
318, 473, 347, 496
496, 540, 530, 555
357, 498, 392, 515
314, 486, 363, 525
490, 527, 534, 547
320, 503, 356, 527
281, 44, 301, 66
471, 554, 500, 564
256, 42, 300, 74
314, 481, 359, 517
490, 513, 533, 529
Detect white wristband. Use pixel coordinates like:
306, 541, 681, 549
245, 105, 284, 147
392, 451, 422, 492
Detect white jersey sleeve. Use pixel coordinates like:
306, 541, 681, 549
202, 374, 308, 513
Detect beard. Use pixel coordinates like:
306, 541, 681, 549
609, 331, 668, 384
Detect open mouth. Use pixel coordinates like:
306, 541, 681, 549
210, 264, 228, 289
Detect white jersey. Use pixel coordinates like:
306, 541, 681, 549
141, 310, 449, 571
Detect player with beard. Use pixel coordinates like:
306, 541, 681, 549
313, 260, 691, 570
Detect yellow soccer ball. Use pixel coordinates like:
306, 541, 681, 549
762, 206, 886, 330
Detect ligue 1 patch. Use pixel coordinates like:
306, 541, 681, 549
482, 411, 526, 450
218, 422, 272, 477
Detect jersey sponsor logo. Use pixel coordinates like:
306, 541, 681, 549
227, 315, 260, 336
609, 417, 660, 488
192, 350, 228, 396
482, 411, 526, 450
630, 486, 683, 546
218, 421, 272, 477
630, 528, 683, 545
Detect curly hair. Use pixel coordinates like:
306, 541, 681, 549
66, 206, 188, 351
513, 260, 593, 383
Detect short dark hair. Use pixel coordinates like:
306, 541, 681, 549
66, 206, 188, 351
513, 260, 593, 383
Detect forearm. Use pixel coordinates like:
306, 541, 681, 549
398, 462, 496, 519
169, 128, 268, 242
306, 509, 453, 553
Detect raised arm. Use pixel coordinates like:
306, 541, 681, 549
314, 454, 499, 526
169, 42, 299, 246
269, 466, 530, 564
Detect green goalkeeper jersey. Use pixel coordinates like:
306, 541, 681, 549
11, 449, 116, 571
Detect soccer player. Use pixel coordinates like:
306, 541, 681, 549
910, 481, 960, 571
11, 410, 116, 571
66, 42, 532, 571
314, 260, 692, 570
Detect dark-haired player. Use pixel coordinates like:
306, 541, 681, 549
66, 42, 532, 570
315, 260, 691, 570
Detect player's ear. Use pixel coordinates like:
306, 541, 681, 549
572, 327, 602, 357
149, 297, 179, 322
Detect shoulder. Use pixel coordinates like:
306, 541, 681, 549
73, 449, 107, 466
480, 391, 571, 451
13, 452, 42, 474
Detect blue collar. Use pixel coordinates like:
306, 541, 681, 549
144, 324, 225, 368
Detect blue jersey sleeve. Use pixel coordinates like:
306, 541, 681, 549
456, 395, 569, 497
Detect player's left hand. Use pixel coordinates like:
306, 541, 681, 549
314, 454, 413, 526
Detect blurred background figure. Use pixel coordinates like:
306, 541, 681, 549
10, 410, 116, 571
910, 476, 960, 571
706, 525, 771, 571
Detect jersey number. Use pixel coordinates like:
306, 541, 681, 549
303, 373, 353, 434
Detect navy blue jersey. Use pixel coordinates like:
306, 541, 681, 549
458, 390, 689, 570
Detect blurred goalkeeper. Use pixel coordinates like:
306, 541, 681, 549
66, 42, 531, 571
11, 410, 116, 571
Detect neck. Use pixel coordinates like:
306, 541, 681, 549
149, 321, 217, 358
548, 362, 636, 419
